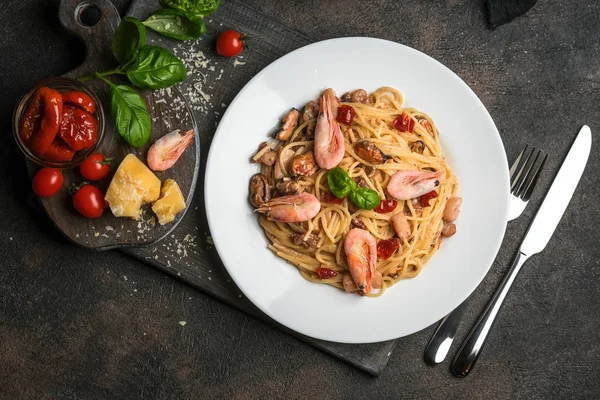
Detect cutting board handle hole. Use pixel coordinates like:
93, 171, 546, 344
77, 2, 102, 27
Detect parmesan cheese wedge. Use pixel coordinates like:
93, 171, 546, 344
152, 179, 186, 225
104, 154, 161, 220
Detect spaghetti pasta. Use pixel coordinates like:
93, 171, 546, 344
250, 87, 460, 297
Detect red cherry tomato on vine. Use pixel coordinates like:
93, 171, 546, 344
73, 184, 104, 219
32, 168, 63, 197
216, 29, 246, 57
80, 153, 112, 181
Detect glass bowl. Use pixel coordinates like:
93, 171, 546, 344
12, 77, 105, 168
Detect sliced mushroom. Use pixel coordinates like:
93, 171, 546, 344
291, 151, 318, 177
351, 217, 366, 230
443, 197, 462, 222
354, 141, 391, 165
274, 108, 300, 141
391, 213, 411, 240
441, 222, 456, 238
410, 140, 425, 154
249, 173, 271, 208
291, 232, 318, 248
276, 179, 300, 195
273, 159, 284, 180
273, 147, 294, 180
258, 151, 277, 166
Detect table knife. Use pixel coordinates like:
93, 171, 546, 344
450, 125, 592, 377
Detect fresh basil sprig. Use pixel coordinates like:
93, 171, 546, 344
349, 188, 381, 210
160, 0, 220, 16
98, 76, 151, 148
143, 9, 206, 40
112, 17, 146, 66
78, 18, 188, 148
327, 167, 381, 210
126, 45, 186, 89
328, 167, 357, 198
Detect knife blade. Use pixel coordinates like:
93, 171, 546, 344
451, 125, 592, 377
521, 125, 591, 256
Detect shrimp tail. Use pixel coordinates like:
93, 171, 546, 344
147, 129, 195, 171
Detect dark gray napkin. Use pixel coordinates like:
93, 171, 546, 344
487, 0, 537, 29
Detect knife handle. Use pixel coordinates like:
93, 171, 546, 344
424, 301, 467, 365
450, 250, 529, 377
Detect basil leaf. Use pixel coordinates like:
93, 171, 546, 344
160, 0, 220, 16
327, 167, 356, 198
126, 45, 187, 89
143, 9, 206, 41
349, 188, 381, 210
110, 84, 151, 147
112, 17, 146, 65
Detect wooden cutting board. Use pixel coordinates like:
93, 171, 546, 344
24, 0, 200, 250
48, 0, 397, 375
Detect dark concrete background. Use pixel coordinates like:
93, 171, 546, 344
1, 0, 599, 399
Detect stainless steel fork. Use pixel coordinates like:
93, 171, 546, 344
423, 145, 547, 365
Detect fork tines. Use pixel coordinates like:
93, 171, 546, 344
510, 146, 548, 201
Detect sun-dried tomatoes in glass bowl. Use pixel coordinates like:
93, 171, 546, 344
12, 77, 105, 168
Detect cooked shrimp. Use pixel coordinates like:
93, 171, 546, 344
314, 89, 345, 169
387, 169, 444, 200
255, 192, 321, 223
147, 129, 194, 171
344, 228, 377, 295
390, 213, 411, 239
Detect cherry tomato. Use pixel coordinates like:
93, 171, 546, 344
375, 199, 398, 213
336, 105, 356, 125
73, 184, 104, 218
32, 168, 63, 197
216, 29, 246, 57
316, 267, 338, 279
377, 238, 399, 260
80, 153, 112, 181
393, 112, 415, 133
322, 191, 344, 205
420, 190, 439, 207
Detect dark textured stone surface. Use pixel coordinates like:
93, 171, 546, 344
1, 0, 599, 398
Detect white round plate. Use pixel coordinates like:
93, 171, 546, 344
205, 38, 509, 343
